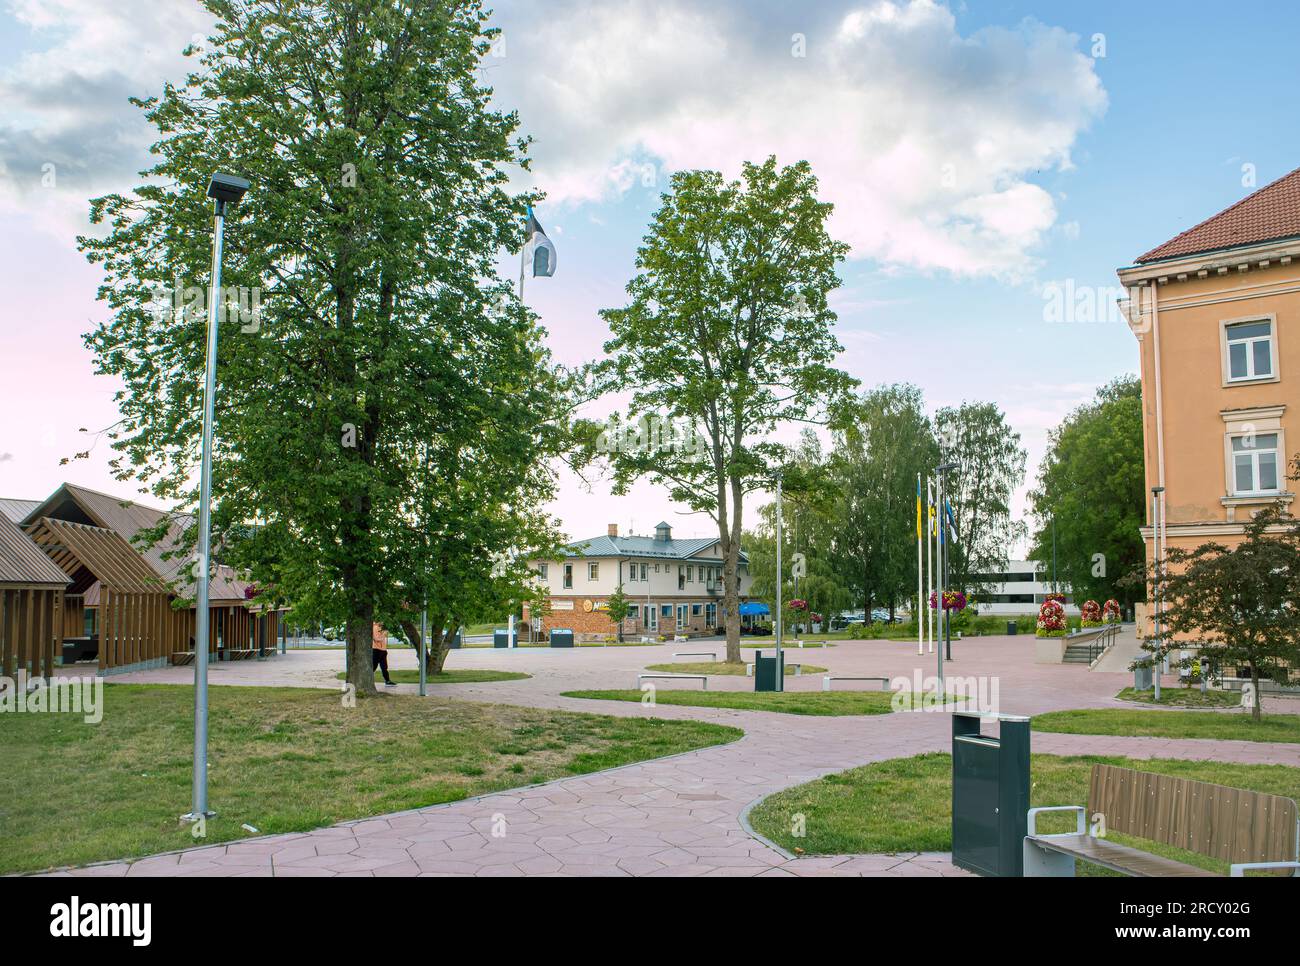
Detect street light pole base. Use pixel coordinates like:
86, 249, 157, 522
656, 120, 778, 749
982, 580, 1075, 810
180, 811, 216, 823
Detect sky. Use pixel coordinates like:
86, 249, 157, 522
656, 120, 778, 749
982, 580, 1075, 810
2, 0, 1299, 548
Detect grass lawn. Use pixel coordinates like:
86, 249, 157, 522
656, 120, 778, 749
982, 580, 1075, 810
644, 661, 827, 677
749, 753, 1300, 875
1033, 707, 1300, 743
0, 684, 740, 875
335, 669, 530, 684
1114, 687, 1241, 708
561, 688, 962, 716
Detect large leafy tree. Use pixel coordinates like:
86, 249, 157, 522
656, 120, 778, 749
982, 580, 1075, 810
829, 385, 939, 618
1028, 376, 1145, 607
597, 157, 856, 664
79, 0, 562, 693
933, 401, 1027, 594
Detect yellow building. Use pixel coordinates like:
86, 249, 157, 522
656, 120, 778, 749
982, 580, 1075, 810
1118, 166, 1299, 634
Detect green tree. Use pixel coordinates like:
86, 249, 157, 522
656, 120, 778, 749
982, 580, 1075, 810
598, 157, 857, 663
829, 385, 939, 618
934, 402, 1027, 594
605, 583, 632, 643
79, 0, 562, 693
1148, 504, 1300, 721
1028, 376, 1145, 608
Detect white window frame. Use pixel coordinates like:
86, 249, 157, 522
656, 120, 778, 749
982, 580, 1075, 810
538, 562, 548, 580
645, 604, 657, 630
563, 564, 573, 589
588, 562, 599, 581
1227, 430, 1283, 496
640, 563, 648, 581
705, 603, 717, 626
1221, 315, 1279, 386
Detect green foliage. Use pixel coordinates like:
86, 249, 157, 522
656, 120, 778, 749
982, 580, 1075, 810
604, 583, 631, 641
597, 157, 857, 661
1028, 376, 1145, 606
934, 401, 1027, 593
77, 1, 568, 691
1150, 503, 1300, 721
828, 384, 939, 614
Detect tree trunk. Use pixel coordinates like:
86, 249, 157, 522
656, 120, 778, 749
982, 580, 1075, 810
345, 615, 375, 695
399, 617, 451, 677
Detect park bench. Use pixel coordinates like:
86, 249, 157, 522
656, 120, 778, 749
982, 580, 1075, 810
60, 636, 98, 665
1024, 763, 1300, 877
637, 673, 708, 690
674, 651, 716, 661
822, 675, 889, 692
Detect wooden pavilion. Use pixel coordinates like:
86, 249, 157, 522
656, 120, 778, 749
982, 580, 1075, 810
0, 513, 69, 680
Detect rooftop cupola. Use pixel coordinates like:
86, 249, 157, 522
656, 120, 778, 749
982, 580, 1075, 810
654, 521, 672, 542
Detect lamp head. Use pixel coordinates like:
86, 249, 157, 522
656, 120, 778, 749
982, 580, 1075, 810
206, 172, 251, 205
936, 461, 960, 474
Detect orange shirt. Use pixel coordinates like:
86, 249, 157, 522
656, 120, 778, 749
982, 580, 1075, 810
371, 624, 388, 650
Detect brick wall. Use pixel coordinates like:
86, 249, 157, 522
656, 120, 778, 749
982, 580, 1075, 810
524, 596, 723, 641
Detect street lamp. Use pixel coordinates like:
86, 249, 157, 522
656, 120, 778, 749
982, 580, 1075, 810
773, 469, 784, 692
183, 172, 250, 824
1150, 485, 1165, 703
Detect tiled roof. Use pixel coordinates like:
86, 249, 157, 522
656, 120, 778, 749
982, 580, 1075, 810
0, 513, 70, 585
563, 533, 746, 562
1136, 165, 1300, 263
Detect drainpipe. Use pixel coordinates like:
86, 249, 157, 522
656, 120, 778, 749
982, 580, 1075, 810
1149, 283, 1169, 682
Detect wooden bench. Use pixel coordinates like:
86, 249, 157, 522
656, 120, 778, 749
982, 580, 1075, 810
637, 673, 708, 690
674, 651, 716, 661
822, 675, 890, 692
1025, 763, 1300, 877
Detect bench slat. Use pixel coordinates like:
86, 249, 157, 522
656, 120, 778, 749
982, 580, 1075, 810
1026, 834, 1217, 877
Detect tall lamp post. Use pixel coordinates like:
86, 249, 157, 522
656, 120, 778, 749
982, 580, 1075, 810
773, 470, 784, 693
184, 172, 250, 824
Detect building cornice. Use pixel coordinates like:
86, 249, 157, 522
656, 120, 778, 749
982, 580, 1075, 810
1118, 237, 1300, 287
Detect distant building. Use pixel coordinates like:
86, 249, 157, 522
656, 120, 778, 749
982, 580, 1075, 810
968, 560, 1077, 617
524, 521, 752, 640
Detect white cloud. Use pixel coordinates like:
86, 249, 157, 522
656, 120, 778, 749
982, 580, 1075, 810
496, 0, 1107, 280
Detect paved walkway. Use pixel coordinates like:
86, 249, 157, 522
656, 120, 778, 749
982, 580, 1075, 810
42, 637, 1300, 877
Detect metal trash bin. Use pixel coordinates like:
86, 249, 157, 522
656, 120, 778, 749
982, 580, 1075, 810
549, 628, 575, 648
444, 630, 462, 650
493, 629, 510, 648
1133, 665, 1153, 691
753, 650, 784, 692
1007, 621, 1017, 636
951, 711, 1030, 877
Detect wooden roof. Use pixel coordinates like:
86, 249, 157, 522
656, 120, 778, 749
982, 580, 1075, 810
22, 483, 253, 603
26, 517, 168, 595
0, 513, 70, 586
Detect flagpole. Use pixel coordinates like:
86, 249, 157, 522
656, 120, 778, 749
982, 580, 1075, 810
518, 242, 526, 301
916, 474, 923, 657
927, 479, 935, 655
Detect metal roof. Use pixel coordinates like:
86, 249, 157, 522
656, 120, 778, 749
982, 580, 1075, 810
563, 532, 747, 563
0, 513, 71, 586
0, 498, 40, 523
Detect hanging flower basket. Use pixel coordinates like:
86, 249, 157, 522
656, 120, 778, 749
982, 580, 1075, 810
929, 590, 967, 612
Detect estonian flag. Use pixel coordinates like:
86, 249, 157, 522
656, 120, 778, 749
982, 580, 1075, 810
526, 208, 557, 278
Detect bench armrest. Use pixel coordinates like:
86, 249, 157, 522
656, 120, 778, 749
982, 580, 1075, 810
1027, 805, 1085, 837
1229, 861, 1300, 877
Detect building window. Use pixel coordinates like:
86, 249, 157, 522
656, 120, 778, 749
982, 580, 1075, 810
1231, 433, 1281, 494
654, 563, 660, 572
691, 604, 702, 616
628, 604, 639, 619
661, 604, 673, 618
588, 562, 599, 581
640, 563, 648, 581
686, 566, 694, 582
646, 605, 657, 630
1225, 319, 1275, 382
706, 603, 717, 626
563, 564, 573, 589
627, 563, 636, 581
538, 562, 549, 579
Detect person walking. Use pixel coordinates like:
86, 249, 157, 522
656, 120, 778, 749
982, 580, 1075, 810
371, 623, 397, 686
